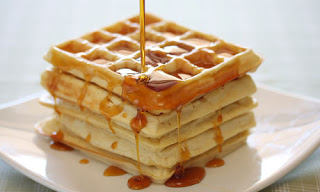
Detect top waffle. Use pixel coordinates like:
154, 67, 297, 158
44, 13, 262, 111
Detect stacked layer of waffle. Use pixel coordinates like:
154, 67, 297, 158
37, 13, 262, 184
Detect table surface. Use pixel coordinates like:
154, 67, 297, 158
0, 0, 319, 191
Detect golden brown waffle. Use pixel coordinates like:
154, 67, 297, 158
44, 13, 262, 111
40, 71, 257, 138
36, 116, 250, 184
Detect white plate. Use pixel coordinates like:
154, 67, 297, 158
0, 86, 320, 192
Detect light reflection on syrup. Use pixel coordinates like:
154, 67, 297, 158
50, 130, 63, 142
50, 130, 74, 151
128, 175, 151, 190
183, 37, 211, 46
206, 158, 224, 167
79, 159, 89, 164
162, 32, 176, 38
50, 141, 73, 151
112, 47, 136, 56
165, 167, 205, 188
92, 58, 111, 65
104, 166, 127, 176
163, 45, 188, 56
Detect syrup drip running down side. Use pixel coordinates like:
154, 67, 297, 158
47, 71, 68, 152
104, 166, 127, 176
99, 84, 124, 134
204, 109, 225, 168
176, 106, 183, 165
47, 70, 87, 150
50, 129, 64, 142
47, 71, 72, 151
176, 107, 191, 165
47, 69, 61, 115
130, 108, 147, 174
214, 109, 224, 152
50, 130, 74, 151
53, 96, 60, 115
77, 74, 93, 111
128, 108, 150, 189
165, 106, 205, 187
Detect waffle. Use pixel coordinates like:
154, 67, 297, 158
36, 116, 250, 183
40, 94, 256, 152
52, 112, 254, 168
38, 13, 262, 186
41, 71, 256, 138
44, 13, 262, 112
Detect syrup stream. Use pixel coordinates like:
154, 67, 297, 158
139, 0, 146, 73
135, 132, 142, 175
127, 2, 151, 189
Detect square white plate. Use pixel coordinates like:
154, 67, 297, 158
0, 86, 320, 192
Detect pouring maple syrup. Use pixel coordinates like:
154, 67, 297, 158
139, 0, 146, 73
127, 108, 151, 190
127, 1, 153, 189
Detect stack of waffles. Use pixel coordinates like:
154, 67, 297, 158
37, 13, 262, 184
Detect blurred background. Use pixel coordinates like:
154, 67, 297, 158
0, 0, 319, 191
0, 0, 320, 103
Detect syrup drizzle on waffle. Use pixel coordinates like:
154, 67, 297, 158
214, 108, 224, 152
46, 10, 261, 111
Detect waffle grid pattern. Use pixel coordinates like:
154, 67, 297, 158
47, 13, 259, 79
44, 13, 262, 110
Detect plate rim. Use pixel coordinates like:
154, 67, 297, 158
0, 144, 70, 192
246, 121, 320, 192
